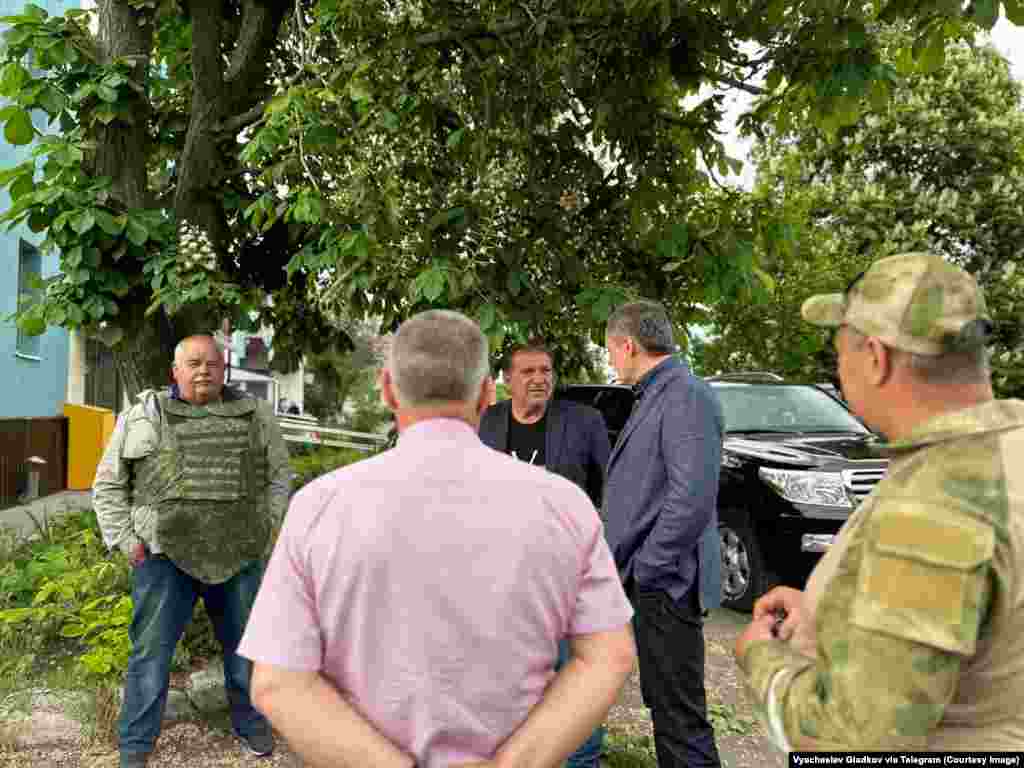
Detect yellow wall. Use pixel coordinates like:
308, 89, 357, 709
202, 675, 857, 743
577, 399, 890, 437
63, 404, 115, 490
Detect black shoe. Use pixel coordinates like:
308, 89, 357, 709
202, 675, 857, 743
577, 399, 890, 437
236, 723, 275, 757
120, 753, 149, 768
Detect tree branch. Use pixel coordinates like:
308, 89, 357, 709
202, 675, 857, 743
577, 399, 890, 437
414, 15, 591, 47
705, 73, 765, 95
187, 0, 223, 104
225, 0, 289, 110
218, 99, 271, 134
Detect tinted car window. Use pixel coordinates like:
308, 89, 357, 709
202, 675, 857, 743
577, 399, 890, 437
713, 384, 868, 433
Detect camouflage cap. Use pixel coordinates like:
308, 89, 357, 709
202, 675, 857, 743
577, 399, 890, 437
801, 252, 992, 356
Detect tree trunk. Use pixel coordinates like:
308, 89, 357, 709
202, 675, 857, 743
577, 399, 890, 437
91, 0, 287, 401
94, 0, 179, 400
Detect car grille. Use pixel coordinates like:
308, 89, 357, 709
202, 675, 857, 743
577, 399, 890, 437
842, 467, 887, 504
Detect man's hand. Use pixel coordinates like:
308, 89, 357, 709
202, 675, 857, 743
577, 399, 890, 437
752, 586, 806, 642
735, 613, 777, 659
128, 541, 147, 568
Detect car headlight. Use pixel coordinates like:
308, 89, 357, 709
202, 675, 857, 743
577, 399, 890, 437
758, 468, 852, 508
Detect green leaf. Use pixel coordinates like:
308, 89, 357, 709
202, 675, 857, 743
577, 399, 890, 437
381, 110, 399, 132
94, 209, 123, 235
17, 313, 46, 337
72, 210, 96, 235
96, 84, 118, 103
37, 86, 65, 116
972, 0, 997, 28
506, 270, 524, 297
0, 62, 29, 97
752, 266, 776, 294
478, 303, 497, 331
126, 219, 148, 246
1006, 0, 1024, 25
9, 174, 33, 201
423, 268, 446, 301
4, 108, 34, 145
846, 21, 868, 50
447, 128, 465, 148
918, 30, 945, 74
60, 622, 87, 638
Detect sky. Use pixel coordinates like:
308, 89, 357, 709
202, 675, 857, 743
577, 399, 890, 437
721, 14, 1024, 188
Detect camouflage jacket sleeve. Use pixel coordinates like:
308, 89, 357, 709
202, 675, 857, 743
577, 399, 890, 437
91, 395, 161, 556
256, 400, 291, 527
739, 496, 994, 750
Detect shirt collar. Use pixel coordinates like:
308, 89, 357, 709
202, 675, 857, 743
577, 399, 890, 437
631, 356, 681, 400
876, 399, 1024, 456
397, 417, 480, 444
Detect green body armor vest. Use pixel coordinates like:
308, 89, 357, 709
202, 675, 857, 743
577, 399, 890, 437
134, 391, 271, 584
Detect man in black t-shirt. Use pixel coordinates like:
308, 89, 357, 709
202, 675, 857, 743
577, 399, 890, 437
506, 408, 546, 467
478, 339, 612, 768
479, 341, 609, 507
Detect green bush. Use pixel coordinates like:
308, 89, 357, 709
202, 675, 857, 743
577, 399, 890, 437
0, 507, 222, 689
0, 509, 133, 685
289, 446, 369, 491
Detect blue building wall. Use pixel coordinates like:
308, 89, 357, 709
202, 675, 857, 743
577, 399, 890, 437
0, 0, 76, 417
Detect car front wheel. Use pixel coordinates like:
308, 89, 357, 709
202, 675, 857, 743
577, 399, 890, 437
719, 521, 773, 612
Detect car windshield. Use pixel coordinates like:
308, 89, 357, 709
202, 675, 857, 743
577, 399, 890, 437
712, 384, 868, 434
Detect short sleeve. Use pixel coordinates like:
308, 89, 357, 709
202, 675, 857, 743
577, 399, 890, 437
568, 515, 633, 636
237, 498, 323, 670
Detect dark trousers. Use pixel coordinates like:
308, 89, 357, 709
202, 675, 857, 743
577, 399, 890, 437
119, 554, 266, 757
630, 584, 721, 768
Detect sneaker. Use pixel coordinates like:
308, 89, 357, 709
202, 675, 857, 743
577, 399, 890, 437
120, 753, 149, 768
236, 723, 275, 757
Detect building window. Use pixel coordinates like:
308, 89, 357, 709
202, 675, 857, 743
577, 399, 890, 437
16, 239, 42, 359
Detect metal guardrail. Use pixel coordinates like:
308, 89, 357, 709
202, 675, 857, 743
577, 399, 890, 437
277, 416, 390, 453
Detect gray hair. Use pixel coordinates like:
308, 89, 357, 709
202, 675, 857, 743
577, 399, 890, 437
389, 310, 490, 407
606, 300, 676, 354
174, 334, 224, 364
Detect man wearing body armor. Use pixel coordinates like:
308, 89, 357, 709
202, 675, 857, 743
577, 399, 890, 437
94, 334, 290, 768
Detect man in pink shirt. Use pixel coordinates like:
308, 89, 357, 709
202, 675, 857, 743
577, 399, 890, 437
237, 310, 636, 768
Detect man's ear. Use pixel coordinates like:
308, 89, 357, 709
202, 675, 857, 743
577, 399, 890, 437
866, 338, 894, 388
476, 376, 496, 415
380, 369, 401, 411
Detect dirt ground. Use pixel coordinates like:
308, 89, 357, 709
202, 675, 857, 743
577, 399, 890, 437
0, 609, 783, 768
603, 607, 785, 768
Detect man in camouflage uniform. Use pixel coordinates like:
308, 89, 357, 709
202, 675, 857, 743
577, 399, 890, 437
735, 252, 1024, 750
93, 334, 290, 768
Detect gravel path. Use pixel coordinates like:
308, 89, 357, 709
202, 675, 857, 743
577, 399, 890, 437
0, 610, 784, 768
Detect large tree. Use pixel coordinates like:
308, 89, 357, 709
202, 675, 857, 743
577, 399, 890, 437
2, 1, 1021, 395
696, 32, 1024, 398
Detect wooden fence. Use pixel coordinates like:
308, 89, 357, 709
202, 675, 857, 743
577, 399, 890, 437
0, 417, 68, 508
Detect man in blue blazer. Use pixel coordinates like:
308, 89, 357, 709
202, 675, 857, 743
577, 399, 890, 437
479, 340, 611, 768
603, 301, 724, 768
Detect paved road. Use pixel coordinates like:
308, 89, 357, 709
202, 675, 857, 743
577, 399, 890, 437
0, 490, 92, 539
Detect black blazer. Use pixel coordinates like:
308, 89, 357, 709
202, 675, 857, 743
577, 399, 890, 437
478, 398, 611, 508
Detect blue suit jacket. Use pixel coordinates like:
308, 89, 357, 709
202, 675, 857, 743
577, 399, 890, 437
603, 360, 723, 611
478, 398, 611, 508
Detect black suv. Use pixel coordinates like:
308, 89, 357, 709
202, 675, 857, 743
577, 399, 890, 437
556, 373, 889, 611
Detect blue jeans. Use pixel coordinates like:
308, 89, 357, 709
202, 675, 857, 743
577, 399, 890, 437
119, 554, 267, 758
556, 638, 606, 768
